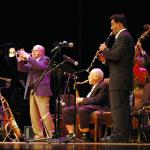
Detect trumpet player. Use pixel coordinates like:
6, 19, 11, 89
62, 68, 110, 142
99, 14, 135, 143
17, 45, 54, 140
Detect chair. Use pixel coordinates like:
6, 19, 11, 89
129, 89, 143, 143
76, 110, 112, 142
137, 105, 150, 143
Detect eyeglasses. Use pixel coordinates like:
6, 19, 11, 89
32, 49, 39, 52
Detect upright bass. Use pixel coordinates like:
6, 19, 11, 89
135, 24, 150, 57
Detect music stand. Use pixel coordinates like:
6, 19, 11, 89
0, 77, 12, 99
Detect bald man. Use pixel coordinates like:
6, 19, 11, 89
62, 68, 109, 142
17, 45, 54, 140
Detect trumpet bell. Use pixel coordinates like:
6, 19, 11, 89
8, 48, 16, 57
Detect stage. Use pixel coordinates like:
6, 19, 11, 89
0, 142, 150, 150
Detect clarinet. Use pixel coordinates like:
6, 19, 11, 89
86, 32, 113, 72
105, 32, 113, 45
96, 32, 113, 64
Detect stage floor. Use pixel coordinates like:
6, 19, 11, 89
0, 142, 150, 150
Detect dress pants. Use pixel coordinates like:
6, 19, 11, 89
29, 89, 54, 137
62, 105, 108, 129
109, 90, 131, 139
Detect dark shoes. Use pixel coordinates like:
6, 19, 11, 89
59, 133, 76, 143
59, 132, 93, 143
60, 132, 93, 143
100, 135, 129, 143
66, 133, 76, 141
81, 132, 93, 142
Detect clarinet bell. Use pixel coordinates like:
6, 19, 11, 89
96, 52, 106, 64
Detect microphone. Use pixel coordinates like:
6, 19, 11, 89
58, 41, 74, 48
51, 46, 60, 53
51, 41, 74, 53
63, 54, 79, 66
64, 72, 77, 79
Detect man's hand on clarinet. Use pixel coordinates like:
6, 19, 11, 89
99, 43, 107, 52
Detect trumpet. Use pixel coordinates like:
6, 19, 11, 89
8, 48, 19, 58
8, 48, 26, 58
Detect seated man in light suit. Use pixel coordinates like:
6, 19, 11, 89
62, 68, 110, 142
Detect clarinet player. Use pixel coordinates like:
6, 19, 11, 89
99, 14, 135, 143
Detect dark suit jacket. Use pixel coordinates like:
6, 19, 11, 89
103, 30, 135, 91
18, 55, 53, 99
80, 80, 109, 108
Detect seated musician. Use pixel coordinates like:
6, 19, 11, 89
62, 68, 110, 142
132, 38, 150, 134
141, 83, 150, 105
133, 39, 150, 111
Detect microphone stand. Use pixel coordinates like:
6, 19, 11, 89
86, 55, 97, 73
60, 75, 84, 143
72, 77, 83, 142
74, 69, 87, 75
31, 47, 61, 95
57, 73, 74, 140
26, 60, 68, 143
26, 46, 68, 142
